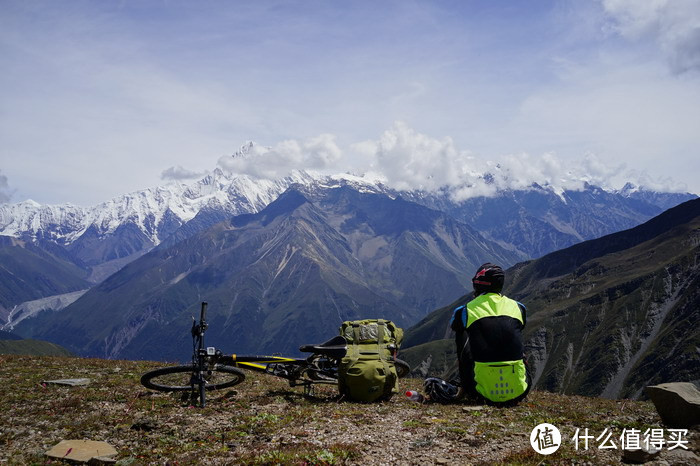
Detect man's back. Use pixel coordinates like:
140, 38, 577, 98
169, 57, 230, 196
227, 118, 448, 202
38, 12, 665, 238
465, 293, 526, 363
451, 263, 532, 405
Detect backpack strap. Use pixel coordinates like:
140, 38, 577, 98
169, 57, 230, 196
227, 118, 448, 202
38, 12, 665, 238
375, 319, 397, 397
351, 322, 360, 341
376, 319, 386, 362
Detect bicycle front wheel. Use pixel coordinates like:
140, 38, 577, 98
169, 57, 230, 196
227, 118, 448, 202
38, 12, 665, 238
140, 364, 245, 392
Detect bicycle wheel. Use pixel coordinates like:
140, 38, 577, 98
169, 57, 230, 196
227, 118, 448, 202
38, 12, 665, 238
395, 359, 411, 378
140, 364, 245, 392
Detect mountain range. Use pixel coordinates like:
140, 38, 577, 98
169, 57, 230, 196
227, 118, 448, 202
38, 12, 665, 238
400, 197, 700, 399
1, 143, 694, 282
0, 144, 698, 398
12, 186, 522, 359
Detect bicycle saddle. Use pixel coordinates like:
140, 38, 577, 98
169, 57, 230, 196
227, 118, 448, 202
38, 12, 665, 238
299, 335, 347, 360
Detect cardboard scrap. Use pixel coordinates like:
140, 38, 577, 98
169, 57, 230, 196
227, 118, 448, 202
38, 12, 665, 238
43, 378, 91, 386
45, 440, 117, 463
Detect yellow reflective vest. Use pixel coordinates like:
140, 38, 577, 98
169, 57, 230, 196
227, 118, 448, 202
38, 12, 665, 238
465, 293, 528, 403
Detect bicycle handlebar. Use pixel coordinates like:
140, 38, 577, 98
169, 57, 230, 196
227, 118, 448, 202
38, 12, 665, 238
200, 301, 208, 323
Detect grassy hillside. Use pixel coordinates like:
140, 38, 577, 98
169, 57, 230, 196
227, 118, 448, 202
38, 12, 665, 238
0, 236, 90, 311
1, 355, 697, 465
0, 339, 73, 356
399, 339, 458, 380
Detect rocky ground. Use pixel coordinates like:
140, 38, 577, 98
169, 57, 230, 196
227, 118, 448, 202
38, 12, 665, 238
1, 354, 698, 465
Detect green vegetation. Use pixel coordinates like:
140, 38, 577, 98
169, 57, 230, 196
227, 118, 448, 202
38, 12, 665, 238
0, 339, 73, 356
1, 354, 688, 465
399, 338, 457, 379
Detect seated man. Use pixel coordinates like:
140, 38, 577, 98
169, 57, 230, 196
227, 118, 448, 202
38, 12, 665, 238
450, 263, 531, 405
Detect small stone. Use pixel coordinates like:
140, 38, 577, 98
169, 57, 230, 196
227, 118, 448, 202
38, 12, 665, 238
621, 445, 661, 464
43, 378, 91, 386
462, 406, 484, 412
436, 458, 450, 464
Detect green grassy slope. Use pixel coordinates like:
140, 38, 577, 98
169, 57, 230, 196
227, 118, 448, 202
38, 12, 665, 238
0, 339, 73, 356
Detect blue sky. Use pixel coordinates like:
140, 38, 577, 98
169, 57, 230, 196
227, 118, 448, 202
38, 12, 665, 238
1, 0, 699, 205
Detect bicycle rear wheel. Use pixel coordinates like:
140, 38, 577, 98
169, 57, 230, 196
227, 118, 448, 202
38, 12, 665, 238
140, 364, 245, 392
395, 359, 411, 378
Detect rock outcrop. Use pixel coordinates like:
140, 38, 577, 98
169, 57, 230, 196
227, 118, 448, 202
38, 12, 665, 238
645, 382, 700, 428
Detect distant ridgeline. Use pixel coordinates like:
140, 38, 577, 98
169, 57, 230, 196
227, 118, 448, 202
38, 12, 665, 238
401, 198, 700, 399
0, 330, 73, 357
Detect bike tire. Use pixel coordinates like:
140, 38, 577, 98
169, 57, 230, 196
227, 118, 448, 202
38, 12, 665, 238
140, 364, 245, 392
395, 359, 411, 378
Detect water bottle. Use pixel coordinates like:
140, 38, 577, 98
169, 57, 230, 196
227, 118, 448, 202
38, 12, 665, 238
405, 390, 425, 402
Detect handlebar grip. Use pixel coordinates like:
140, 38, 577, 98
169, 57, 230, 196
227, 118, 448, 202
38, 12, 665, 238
200, 302, 208, 322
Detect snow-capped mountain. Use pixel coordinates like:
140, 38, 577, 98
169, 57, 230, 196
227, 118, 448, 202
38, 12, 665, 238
1, 143, 697, 285
615, 182, 696, 210
0, 169, 311, 246
0, 144, 388, 247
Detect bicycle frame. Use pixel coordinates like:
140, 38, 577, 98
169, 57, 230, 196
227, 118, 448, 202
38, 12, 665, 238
226, 353, 340, 387
191, 302, 341, 404
141, 302, 409, 407
190, 301, 215, 406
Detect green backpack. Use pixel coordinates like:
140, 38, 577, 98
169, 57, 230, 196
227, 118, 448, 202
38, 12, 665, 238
337, 319, 404, 402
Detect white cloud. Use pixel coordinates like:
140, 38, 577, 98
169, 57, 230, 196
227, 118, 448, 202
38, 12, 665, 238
620, 168, 688, 192
216, 122, 642, 200
579, 153, 627, 187
352, 122, 480, 192
449, 152, 627, 200
217, 134, 342, 179
602, 0, 700, 74
353, 123, 632, 199
161, 166, 207, 181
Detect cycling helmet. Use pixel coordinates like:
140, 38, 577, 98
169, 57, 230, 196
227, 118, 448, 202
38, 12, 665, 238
423, 377, 459, 403
472, 263, 504, 295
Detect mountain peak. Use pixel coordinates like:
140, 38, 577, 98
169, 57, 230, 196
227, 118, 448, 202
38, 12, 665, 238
232, 188, 310, 228
620, 182, 639, 194
231, 141, 257, 159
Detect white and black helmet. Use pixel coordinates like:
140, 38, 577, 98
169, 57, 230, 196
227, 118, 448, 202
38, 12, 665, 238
423, 377, 459, 403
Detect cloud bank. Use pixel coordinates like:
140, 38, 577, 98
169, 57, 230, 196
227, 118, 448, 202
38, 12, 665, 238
217, 134, 342, 180
602, 0, 700, 74
161, 166, 207, 181
215, 122, 673, 200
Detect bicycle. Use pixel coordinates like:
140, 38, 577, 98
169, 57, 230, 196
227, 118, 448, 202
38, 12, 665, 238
140, 302, 411, 407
